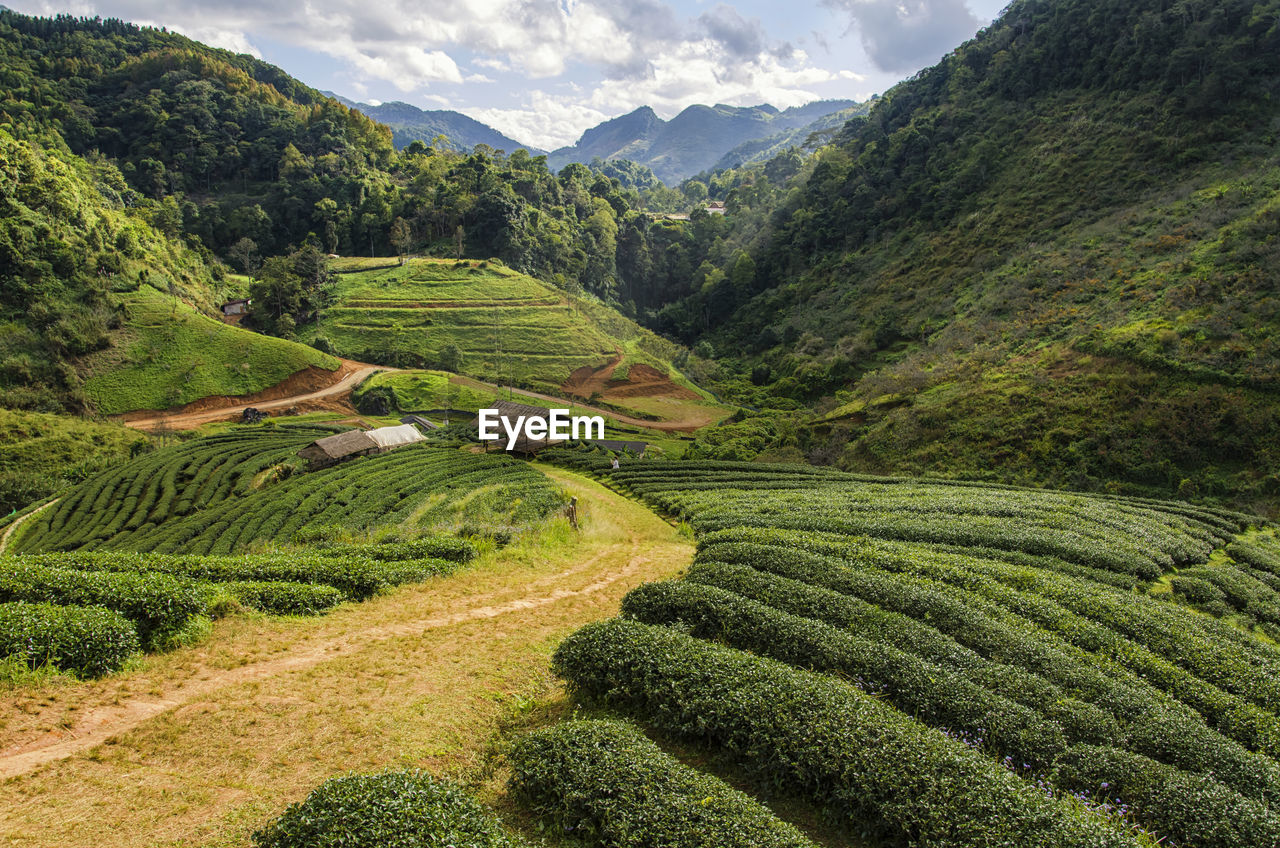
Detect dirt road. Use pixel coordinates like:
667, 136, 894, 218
0, 466, 691, 847
121, 361, 390, 431
0, 499, 58, 555
452, 375, 723, 432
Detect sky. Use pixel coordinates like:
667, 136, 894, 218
7, 0, 1011, 150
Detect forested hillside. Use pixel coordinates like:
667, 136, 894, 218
662, 0, 1280, 511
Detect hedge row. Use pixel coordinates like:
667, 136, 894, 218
220, 582, 346, 616
318, 537, 478, 563
0, 561, 208, 646
621, 580, 1068, 768
684, 559, 1119, 745
15, 551, 455, 601
0, 600, 140, 677
835, 541, 1280, 759
554, 619, 1143, 848
687, 556, 1280, 803
509, 720, 817, 848
1051, 745, 1280, 848
252, 770, 527, 848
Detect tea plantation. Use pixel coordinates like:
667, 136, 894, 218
0, 426, 566, 677
509, 451, 1280, 848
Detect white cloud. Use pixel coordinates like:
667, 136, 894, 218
4, 0, 885, 148
824, 0, 980, 72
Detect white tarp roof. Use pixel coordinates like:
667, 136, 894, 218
365, 423, 426, 449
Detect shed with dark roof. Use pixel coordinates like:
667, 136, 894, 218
296, 429, 378, 468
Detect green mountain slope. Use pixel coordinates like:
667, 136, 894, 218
0, 127, 336, 415
673, 0, 1280, 511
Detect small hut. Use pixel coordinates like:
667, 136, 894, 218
365, 423, 426, 451
399, 415, 439, 432
297, 429, 378, 469
221, 298, 250, 316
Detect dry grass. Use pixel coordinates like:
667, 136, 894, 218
0, 465, 692, 847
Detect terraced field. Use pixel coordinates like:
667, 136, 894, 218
308, 258, 705, 402
517, 451, 1280, 848
9, 427, 564, 556
0, 427, 568, 679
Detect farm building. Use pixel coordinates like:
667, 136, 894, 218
221, 298, 250, 316
366, 423, 426, 450
474, 400, 570, 455
296, 429, 378, 468
705, 201, 726, 215
399, 415, 439, 432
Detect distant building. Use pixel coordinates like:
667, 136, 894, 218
399, 415, 439, 432
297, 429, 378, 468
705, 201, 727, 215
221, 298, 250, 316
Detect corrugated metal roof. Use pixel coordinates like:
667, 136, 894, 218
366, 423, 426, 449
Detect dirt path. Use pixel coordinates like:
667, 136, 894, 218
452, 375, 722, 432
121, 360, 394, 431
0, 499, 57, 555
0, 466, 690, 847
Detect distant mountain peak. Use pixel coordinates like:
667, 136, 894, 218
322, 93, 542, 155
548, 99, 859, 184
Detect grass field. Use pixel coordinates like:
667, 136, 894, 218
81, 287, 341, 416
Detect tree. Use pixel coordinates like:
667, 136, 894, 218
454, 225, 465, 259
229, 237, 260, 278
390, 217, 412, 264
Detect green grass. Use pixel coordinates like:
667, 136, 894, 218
81, 287, 340, 415
0, 408, 147, 478
310, 258, 693, 396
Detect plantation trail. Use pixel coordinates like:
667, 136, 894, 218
120, 359, 391, 431
0, 500, 57, 556
454, 374, 722, 432
118, 357, 719, 433
0, 466, 692, 848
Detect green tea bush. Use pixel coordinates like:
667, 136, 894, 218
221, 582, 345, 616
554, 619, 1142, 848
252, 770, 527, 848
16, 551, 455, 601
684, 559, 1120, 746
509, 719, 818, 848
0, 561, 208, 646
0, 600, 139, 677
1052, 745, 1280, 848
318, 536, 478, 563
621, 580, 1068, 767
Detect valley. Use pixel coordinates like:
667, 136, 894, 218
2, 1, 1280, 847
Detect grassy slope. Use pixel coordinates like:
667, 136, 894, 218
801, 153, 1280, 511
0, 466, 693, 848
700, 1, 1280, 512
309, 257, 698, 396
81, 286, 340, 415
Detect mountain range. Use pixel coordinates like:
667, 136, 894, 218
332, 94, 861, 184
547, 100, 860, 183
323, 94, 540, 155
